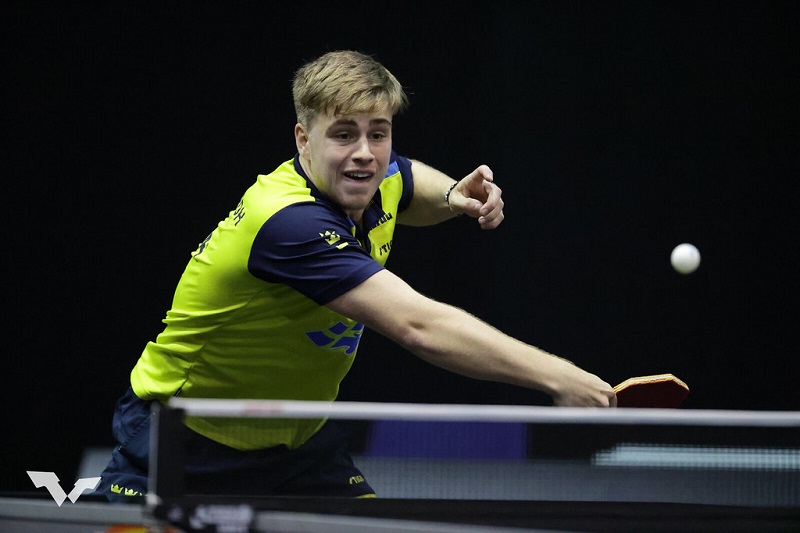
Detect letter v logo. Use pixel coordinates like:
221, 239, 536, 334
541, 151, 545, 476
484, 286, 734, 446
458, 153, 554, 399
27, 471, 102, 506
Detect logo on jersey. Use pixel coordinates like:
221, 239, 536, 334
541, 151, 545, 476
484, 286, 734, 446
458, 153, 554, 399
367, 211, 393, 232
320, 230, 349, 249
110, 483, 143, 498
319, 230, 350, 250
306, 322, 364, 355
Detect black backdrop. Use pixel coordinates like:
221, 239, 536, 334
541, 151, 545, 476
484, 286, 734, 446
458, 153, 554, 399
3, 1, 798, 491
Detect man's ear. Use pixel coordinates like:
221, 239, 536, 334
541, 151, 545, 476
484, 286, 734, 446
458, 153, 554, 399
295, 123, 309, 157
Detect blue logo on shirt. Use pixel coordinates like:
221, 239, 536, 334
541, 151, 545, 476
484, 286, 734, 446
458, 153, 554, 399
305, 322, 364, 355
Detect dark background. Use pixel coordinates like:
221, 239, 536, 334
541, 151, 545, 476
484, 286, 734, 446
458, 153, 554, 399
3, 1, 798, 491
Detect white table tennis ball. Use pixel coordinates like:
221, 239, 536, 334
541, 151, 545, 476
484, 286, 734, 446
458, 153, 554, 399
670, 243, 701, 274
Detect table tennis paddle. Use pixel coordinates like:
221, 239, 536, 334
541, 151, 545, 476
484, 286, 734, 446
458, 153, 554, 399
614, 373, 689, 408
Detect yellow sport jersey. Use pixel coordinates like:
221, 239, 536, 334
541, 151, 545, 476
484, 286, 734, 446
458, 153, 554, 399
130, 153, 414, 450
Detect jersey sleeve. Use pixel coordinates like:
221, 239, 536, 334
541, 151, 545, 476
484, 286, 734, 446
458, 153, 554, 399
247, 202, 384, 305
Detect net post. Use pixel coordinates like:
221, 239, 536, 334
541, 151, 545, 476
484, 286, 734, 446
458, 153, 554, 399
147, 401, 185, 505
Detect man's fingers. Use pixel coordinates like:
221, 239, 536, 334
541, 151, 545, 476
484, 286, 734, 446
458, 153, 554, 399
465, 165, 493, 186
476, 180, 504, 229
479, 180, 503, 213
454, 165, 503, 229
476, 164, 493, 182
478, 210, 504, 229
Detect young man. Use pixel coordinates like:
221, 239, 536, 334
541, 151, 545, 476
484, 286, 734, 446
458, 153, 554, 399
98, 50, 616, 501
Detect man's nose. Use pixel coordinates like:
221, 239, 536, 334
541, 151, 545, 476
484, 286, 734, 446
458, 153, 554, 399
353, 136, 374, 161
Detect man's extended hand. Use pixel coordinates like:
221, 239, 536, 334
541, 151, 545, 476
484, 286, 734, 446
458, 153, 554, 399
550, 361, 618, 408
449, 165, 504, 229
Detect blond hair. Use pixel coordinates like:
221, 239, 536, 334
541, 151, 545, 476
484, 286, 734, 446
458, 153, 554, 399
292, 50, 408, 129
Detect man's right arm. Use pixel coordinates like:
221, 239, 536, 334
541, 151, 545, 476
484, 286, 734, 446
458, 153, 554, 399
326, 269, 617, 407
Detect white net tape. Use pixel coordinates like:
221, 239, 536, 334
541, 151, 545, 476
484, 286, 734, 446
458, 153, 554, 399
168, 398, 800, 427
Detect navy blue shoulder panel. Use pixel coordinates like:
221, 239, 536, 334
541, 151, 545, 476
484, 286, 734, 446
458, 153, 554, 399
393, 152, 414, 212
248, 202, 383, 305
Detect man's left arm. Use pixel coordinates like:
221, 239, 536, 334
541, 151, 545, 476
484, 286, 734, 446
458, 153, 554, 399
397, 159, 504, 229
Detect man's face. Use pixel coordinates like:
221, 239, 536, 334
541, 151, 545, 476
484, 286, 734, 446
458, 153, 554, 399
296, 108, 393, 222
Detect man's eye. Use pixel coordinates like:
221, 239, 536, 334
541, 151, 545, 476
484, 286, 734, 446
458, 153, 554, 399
330, 130, 353, 141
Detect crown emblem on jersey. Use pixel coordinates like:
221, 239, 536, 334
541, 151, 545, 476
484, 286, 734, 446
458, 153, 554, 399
110, 484, 142, 497
320, 230, 349, 249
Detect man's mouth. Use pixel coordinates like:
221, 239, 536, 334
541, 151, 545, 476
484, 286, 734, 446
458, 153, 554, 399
343, 171, 373, 182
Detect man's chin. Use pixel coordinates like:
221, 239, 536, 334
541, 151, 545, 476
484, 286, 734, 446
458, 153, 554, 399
338, 186, 379, 208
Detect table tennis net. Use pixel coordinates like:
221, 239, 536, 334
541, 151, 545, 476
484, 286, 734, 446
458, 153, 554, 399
149, 399, 800, 507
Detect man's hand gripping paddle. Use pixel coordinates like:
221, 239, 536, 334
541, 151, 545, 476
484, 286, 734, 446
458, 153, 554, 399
614, 373, 690, 408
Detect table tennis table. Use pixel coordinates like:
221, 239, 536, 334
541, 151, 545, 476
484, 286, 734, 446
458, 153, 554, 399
3, 401, 800, 532
2, 493, 799, 532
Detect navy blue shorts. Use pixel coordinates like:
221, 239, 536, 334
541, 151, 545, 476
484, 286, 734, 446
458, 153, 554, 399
97, 388, 375, 502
